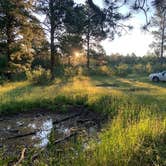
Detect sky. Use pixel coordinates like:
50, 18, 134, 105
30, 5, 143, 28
75, 0, 154, 56
101, 15, 154, 56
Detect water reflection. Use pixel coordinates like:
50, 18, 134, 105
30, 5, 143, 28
34, 118, 53, 148
0, 111, 100, 155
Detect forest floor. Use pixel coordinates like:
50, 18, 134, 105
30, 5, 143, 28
0, 74, 166, 165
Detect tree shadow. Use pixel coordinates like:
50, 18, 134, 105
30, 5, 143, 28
2, 84, 35, 100
93, 75, 165, 91
91, 75, 133, 88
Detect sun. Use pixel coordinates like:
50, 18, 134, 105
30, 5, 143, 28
74, 52, 80, 57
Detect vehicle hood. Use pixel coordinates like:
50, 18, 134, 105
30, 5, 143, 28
149, 72, 163, 76
149, 73, 159, 77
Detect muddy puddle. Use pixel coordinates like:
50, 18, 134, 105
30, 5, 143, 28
0, 107, 104, 156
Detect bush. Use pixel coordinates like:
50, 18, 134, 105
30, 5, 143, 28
10, 72, 27, 81
26, 66, 51, 85
152, 63, 166, 73
115, 64, 129, 76
98, 65, 113, 76
133, 64, 145, 74
0, 75, 6, 85
64, 66, 78, 77
146, 63, 152, 74
77, 66, 85, 76
87, 66, 114, 76
54, 65, 65, 76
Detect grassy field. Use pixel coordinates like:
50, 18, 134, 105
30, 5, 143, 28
0, 74, 166, 165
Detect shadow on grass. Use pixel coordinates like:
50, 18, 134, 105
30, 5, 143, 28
91, 75, 133, 88
92, 75, 166, 91
127, 75, 166, 88
1, 76, 71, 99
2, 84, 34, 99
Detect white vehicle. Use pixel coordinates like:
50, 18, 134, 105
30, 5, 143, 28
149, 71, 166, 82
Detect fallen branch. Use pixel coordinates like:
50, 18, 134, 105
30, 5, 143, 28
31, 149, 45, 162
7, 131, 38, 140
54, 132, 78, 145
53, 112, 82, 124
14, 148, 26, 166
77, 119, 93, 123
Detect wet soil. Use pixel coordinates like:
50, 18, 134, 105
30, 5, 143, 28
0, 106, 105, 157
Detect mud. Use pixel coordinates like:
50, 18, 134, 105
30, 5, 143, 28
0, 107, 104, 156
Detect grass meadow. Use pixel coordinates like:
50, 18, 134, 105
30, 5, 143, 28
0, 74, 166, 165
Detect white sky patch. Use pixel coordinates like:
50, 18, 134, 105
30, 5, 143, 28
101, 30, 153, 56
101, 16, 154, 56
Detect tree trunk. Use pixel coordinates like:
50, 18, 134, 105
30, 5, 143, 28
160, 11, 166, 64
50, 28, 55, 79
6, 14, 14, 66
87, 31, 90, 69
68, 55, 71, 66
86, 8, 91, 69
49, 0, 55, 79
160, 20, 164, 62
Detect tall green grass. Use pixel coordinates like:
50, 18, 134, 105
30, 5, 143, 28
69, 105, 166, 166
0, 76, 165, 165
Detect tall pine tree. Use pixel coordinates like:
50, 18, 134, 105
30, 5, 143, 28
37, 0, 76, 79
0, 0, 43, 74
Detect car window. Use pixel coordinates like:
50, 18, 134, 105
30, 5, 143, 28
163, 71, 166, 75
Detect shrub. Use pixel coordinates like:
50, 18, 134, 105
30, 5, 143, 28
54, 65, 65, 76
152, 63, 166, 72
87, 66, 114, 76
26, 66, 51, 85
98, 65, 113, 76
133, 64, 145, 74
77, 66, 86, 76
146, 63, 152, 74
116, 64, 129, 76
10, 72, 27, 81
64, 66, 78, 77
0, 75, 6, 85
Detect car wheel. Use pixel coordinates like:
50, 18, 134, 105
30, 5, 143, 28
152, 76, 159, 82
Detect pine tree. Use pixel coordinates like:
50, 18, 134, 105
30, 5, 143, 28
60, 4, 85, 66
0, 0, 43, 74
37, 0, 76, 79
150, 3, 166, 62
83, 0, 131, 69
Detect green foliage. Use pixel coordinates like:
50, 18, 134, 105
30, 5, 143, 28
0, 0, 46, 75
116, 64, 130, 76
64, 67, 76, 77
146, 63, 152, 74
133, 64, 145, 74
26, 66, 51, 85
0, 55, 8, 72
87, 66, 113, 76
107, 54, 166, 76
0, 75, 6, 85
98, 65, 113, 76
152, 63, 166, 72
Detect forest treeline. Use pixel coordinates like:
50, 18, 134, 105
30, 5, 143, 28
0, 0, 166, 83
